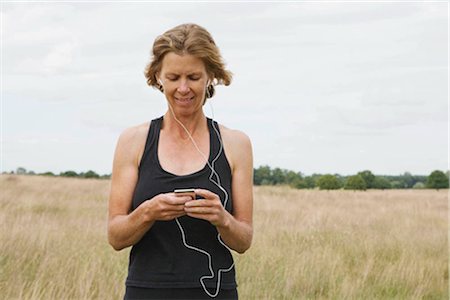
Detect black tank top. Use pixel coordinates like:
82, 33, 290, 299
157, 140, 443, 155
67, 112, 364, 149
126, 116, 236, 289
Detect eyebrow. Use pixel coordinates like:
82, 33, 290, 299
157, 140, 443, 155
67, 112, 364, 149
165, 72, 203, 77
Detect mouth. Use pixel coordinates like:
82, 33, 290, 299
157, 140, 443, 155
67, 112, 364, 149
175, 96, 195, 103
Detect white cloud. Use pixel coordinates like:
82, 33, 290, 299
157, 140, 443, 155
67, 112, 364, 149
2, 2, 447, 175
14, 40, 79, 75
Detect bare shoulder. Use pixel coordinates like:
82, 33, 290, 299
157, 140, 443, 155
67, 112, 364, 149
219, 124, 251, 147
115, 122, 150, 166
218, 124, 253, 171
118, 122, 150, 144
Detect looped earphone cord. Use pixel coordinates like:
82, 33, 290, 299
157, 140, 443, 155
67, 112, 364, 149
168, 103, 235, 298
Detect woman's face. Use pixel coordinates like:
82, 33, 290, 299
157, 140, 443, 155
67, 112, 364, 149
158, 52, 209, 116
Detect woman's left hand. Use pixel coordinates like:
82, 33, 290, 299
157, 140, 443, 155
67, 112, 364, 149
184, 188, 230, 227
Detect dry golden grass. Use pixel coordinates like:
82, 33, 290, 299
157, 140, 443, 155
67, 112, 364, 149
0, 175, 448, 299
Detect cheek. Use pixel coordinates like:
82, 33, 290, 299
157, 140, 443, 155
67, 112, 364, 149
189, 83, 207, 96
164, 81, 207, 95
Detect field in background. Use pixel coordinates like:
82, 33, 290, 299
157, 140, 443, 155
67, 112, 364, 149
0, 175, 448, 299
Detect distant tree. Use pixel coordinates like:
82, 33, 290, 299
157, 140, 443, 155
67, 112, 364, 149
390, 180, 404, 189
357, 170, 375, 189
301, 176, 316, 189
400, 172, 415, 188
60, 170, 78, 177
271, 167, 285, 185
82, 170, 100, 179
317, 174, 341, 190
285, 170, 302, 186
344, 175, 367, 190
426, 170, 449, 190
334, 174, 346, 187
372, 176, 391, 190
290, 178, 305, 189
254, 165, 272, 185
413, 182, 426, 189
16, 167, 27, 175
40, 172, 55, 176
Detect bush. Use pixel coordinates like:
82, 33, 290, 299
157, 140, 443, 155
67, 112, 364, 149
16, 167, 27, 175
344, 175, 367, 190
426, 170, 449, 189
413, 182, 426, 189
372, 176, 391, 189
357, 170, 375, 189
40, 172, 55, 176
60, 171, 78, 177
82, 170, 100, 179
317, 174, 341, 190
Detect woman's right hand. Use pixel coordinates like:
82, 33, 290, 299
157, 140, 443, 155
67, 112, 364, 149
142, 193, 193, 221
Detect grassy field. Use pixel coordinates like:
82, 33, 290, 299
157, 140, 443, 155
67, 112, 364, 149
0, 175, 448, 299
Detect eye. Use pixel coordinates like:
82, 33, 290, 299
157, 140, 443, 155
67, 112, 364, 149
167, 76, 179, 81
189, 76, 200, 81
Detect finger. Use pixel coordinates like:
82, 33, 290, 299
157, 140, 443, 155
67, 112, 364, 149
167, 205, 188, 212
184, 205, 215, 214
194, 189, 218, 200
186, 212, 213, 219
166, 195, 192, 205
173, 191, 195, 200
184, 199, 213, 207
163, 212, 186, 221
186, 212, 223, 226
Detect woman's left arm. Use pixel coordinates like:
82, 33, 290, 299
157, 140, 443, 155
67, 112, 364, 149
186, 129, 253, 253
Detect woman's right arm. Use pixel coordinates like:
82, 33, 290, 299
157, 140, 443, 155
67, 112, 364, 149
107, 126, 153, 251
107, 125, 190, 251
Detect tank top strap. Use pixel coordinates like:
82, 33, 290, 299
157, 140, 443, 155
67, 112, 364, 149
139, 116, 163, 172
207, 118, 222, 161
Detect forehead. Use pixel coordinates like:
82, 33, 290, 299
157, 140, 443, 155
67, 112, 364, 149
160, 52, 206, 74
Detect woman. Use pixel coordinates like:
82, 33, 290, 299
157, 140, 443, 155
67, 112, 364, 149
108, 23, 253, 299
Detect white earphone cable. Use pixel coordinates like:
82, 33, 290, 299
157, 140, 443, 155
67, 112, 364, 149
167, 102, 234, 298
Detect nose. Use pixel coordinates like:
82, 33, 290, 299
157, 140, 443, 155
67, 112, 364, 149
177, 79, 190, 94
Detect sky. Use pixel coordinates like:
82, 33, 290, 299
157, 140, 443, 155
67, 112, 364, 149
1, 1, 448, 176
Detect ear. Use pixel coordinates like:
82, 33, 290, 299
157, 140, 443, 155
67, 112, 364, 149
155, 73, 162, 85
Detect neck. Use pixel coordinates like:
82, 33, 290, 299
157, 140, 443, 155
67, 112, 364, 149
163, 108, 207, 139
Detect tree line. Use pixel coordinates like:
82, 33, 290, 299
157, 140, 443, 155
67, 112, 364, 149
5, 166, 450, 190
9, 167, 111, 179
254, 166, 449, 190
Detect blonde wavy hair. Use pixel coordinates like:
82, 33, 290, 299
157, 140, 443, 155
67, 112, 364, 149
144, 23, 232, 99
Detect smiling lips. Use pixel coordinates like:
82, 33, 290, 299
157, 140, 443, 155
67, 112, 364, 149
175, 96, 194, 103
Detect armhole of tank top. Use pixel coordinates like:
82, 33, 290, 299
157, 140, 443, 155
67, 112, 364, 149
137, 117, 160, 172
211, 119, 233, 175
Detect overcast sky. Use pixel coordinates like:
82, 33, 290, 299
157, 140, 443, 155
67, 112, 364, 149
1, 1, 448, 176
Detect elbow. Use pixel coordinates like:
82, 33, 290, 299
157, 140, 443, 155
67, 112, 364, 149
235, 247, 248, 254
110, 241, 125, 251
108, 236, 123, 251
109, 238, 128, 251
235, 241, 252, 254
108, 229, 128, 251
235, 232, 253, 254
